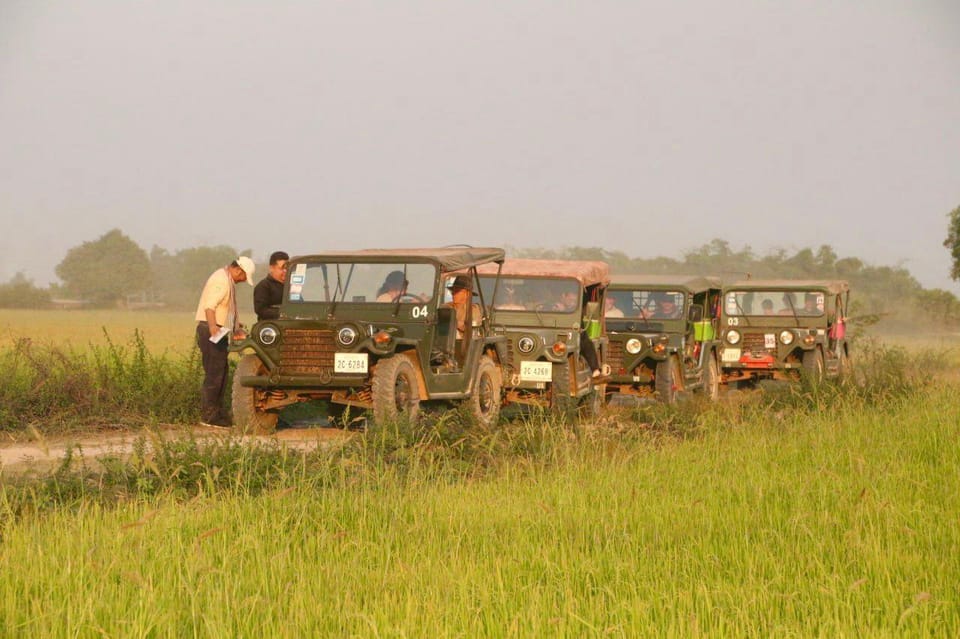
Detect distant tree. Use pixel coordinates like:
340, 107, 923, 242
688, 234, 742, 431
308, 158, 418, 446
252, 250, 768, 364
149, 244, 250, 309
815, 245, 837, 269
0, 272, 51, 308
917, 288, 959, 324
512, 240, 958, 327
785, 248, 817, 277
944, 204, 960, 280
55, 229, 151, 306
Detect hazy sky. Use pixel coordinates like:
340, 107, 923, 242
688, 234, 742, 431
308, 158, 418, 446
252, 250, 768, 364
1, 1, 958, 291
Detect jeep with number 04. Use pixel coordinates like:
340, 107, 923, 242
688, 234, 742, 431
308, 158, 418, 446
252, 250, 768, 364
604, 275, 723, 403
472, 259, 610, 418
229, 248, 507, 433
718, 279, 851, 384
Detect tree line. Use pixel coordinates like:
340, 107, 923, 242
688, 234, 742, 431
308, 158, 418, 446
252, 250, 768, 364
0, 229, 249, 310
1, 220, 959, 329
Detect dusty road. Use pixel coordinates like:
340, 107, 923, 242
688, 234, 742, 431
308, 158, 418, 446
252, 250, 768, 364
0, 424, 353, 476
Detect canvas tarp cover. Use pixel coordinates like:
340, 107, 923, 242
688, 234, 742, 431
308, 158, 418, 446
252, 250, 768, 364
610, 274, 721, 293
724, 279, 850, 295
292, 248, 505, 272
472, 259, 611, 287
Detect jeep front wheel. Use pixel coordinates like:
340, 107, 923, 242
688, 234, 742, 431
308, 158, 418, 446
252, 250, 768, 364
462, 355, 502, 427
232, 354, 279, 435
802, 348, 825, 384
699, 352, 720, 401
372, 356, 421, 424
550, 358, 577, 418
655, 356, 681, 403
579, 382, 605, 419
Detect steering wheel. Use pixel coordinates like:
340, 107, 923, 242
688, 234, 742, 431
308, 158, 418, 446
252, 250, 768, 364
398, 294, 421, 303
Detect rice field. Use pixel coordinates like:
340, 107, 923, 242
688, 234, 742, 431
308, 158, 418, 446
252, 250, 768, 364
0, 309, 197, 353
1, 310, 958, 635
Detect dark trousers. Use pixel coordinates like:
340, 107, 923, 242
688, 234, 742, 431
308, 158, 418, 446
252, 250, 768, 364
580, 331, 600, 372
197, 323, 229, 422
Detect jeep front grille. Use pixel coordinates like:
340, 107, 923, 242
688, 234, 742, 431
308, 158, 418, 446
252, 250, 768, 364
606, 339, 624, 373
741, 333, 772, 356
504, 339, 516, 375
279, 329, 337, 375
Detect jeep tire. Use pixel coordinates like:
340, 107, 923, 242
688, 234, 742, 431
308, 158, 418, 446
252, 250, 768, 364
655, 355, 681, 403
232, 354, 279, 435
579, 381, 604, 419
462, 355, 502, 428
372, 355, 421, 424
802, 348, 824, 384
550, 358, 578, 418
700, 351, 720, 401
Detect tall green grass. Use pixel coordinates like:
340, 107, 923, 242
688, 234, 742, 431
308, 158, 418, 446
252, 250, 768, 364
1, 353, 957, 635
1, 331, 955, 634
0, 330, 201, 430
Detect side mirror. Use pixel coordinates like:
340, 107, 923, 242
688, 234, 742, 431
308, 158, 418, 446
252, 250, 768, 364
687, 304, 704, 323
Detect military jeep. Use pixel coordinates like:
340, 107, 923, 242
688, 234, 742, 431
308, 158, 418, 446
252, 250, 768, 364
471, 259, 610, 417
229, 248, 507, 432
604, 275, 723, 403
718, 279, 851, 384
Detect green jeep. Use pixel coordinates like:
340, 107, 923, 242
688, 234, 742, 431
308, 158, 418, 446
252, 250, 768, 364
604, 275, 723, 403
229, 248, 507, 432
472, 259, 610, 417
718, 279, 851, 383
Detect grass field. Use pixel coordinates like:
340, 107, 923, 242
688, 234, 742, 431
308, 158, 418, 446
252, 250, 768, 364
2, 389, 958, 636
1, 310, 958, 635
0, 309, 198, 353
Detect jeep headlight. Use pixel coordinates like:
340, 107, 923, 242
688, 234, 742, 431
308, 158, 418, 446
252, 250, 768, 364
726, 329, 741, 345
625, 338, 644, 354
779, 330, 794, 345
338, 326, 357, 346
517, 336, 536, 354
258, 326, 278, 346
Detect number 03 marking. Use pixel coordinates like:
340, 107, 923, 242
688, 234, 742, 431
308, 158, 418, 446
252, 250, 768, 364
727, 317, 739, 326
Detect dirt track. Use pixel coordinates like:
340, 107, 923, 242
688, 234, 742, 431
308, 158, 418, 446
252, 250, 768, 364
0, 425, 352, 476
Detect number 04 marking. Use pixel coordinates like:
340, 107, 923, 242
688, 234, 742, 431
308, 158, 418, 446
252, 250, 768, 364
412, 305, 429, 319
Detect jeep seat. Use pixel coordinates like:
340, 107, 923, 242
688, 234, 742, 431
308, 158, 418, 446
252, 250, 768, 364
433, 305, 457, 363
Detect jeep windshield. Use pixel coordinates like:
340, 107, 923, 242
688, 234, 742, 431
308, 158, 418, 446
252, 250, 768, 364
724, 290, 824, 317
606, 289, 685, 320
477, 276, 580, 314
288, 262, 437, 304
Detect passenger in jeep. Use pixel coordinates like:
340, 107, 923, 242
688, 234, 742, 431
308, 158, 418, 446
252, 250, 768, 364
801, 293, 820, 315
376, 271, 408, 302
447, 275, 473, 338
553, 289, 602, 378
605, 295, 624, 318
652, 293, 682, 319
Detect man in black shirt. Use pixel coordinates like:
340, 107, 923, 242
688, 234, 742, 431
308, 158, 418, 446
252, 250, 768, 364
254, 251, 289, 321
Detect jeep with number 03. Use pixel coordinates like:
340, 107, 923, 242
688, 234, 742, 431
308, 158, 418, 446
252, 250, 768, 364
604, 275, 723, 403
229, 248, 507, 433
718, 279, 850, 384
472, 259, 610, 418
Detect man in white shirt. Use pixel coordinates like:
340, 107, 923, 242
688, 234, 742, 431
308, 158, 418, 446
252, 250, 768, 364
195, 256, 255, 427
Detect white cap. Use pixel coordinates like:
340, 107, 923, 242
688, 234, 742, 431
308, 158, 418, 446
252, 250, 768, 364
236, 256, 256, 286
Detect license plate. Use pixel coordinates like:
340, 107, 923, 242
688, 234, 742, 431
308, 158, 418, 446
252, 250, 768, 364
520, 360, 552, 382
764, 334, 776, 349
334, 353, 368, 374
722, 348, 741, 363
